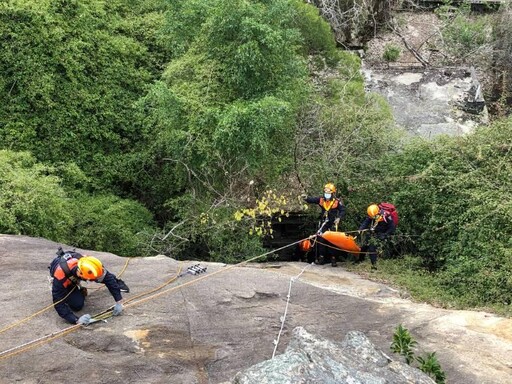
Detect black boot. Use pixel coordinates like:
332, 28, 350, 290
116, 278, 130, 293
315, 255, 325, 265
331, 256, 337, 267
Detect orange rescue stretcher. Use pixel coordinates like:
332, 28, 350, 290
299, 231, 361, 253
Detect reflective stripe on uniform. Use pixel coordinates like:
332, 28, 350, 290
319, 198, 339, 211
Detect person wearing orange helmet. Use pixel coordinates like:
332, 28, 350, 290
357, 204, 396, 269
49, 248, 129, 325
304, 182, 346, 266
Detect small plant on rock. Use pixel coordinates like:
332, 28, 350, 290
390, 324, 417, 364
383, 44, 401, 63
417, 352, 446, 384
390, 324, 446, 384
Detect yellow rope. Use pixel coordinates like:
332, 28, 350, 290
0, 257, 131, 335
0, 239, 307, 360
116, 257, 131, 277
0, 261, 181, 361
90, 263, 185, 321
0, 325, 79, 360
0, 286, 77, 335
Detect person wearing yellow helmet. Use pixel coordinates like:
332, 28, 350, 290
356, 203, 397, 269
303, 182, 346, 267
49, 248, 129, 325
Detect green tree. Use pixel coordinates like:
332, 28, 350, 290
0, 0, 170, 190
129, 0, 311, 221
381, 118, 512, 308
0, 150, 72, 240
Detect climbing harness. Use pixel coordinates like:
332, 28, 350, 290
0, 257, 131, 336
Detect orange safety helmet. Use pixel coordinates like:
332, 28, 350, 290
77, 256, 104, 280
324, 183, 336, 194
299, 239, 312, 252
367, 204, 380, 218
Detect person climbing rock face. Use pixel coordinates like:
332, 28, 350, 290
49, 249, 129, 325
304, 183, 346, 267
357, 203, 397, 270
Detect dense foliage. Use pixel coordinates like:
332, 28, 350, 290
0, 0, 511, 313
366, 118, 512, 311
0, 150, 156, 255
0, 0, 170, 190
128, 0, 310, 216
0, 150, 73, 240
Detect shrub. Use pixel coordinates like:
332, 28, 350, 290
0, 150, 73, 241
390, 324, 417, 364
146, 193, 267, 263
435, 2, 490, 59
417, 352, 446, 384
383, 44, 401, 62
381, 118, 512, 309
391, 324, 446, 384
68, 194, 157, 257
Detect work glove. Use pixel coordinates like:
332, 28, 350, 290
77, 314, 91, 326
113, 302, 123, 316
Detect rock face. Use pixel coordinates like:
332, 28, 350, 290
1, 235, 512, 384
359, 11, 490, 138
363, 66, 488, 138
231, 327, 435, 384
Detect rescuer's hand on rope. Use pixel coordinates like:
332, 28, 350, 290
113, 302, 123, 316
77, 314, 91, 326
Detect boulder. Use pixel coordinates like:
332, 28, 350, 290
231, 327, 435, 384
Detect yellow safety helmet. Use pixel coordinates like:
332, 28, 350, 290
324, 183, 336, 194
367, 204, 380, 218
77, 256, 104, 280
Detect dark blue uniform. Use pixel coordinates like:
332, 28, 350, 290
305, 196, 346, 233
52, 256, 122, 324
358, 212, 396, 266
305, 196, 346, 265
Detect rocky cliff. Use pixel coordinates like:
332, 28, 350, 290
0, 235, 511, 383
